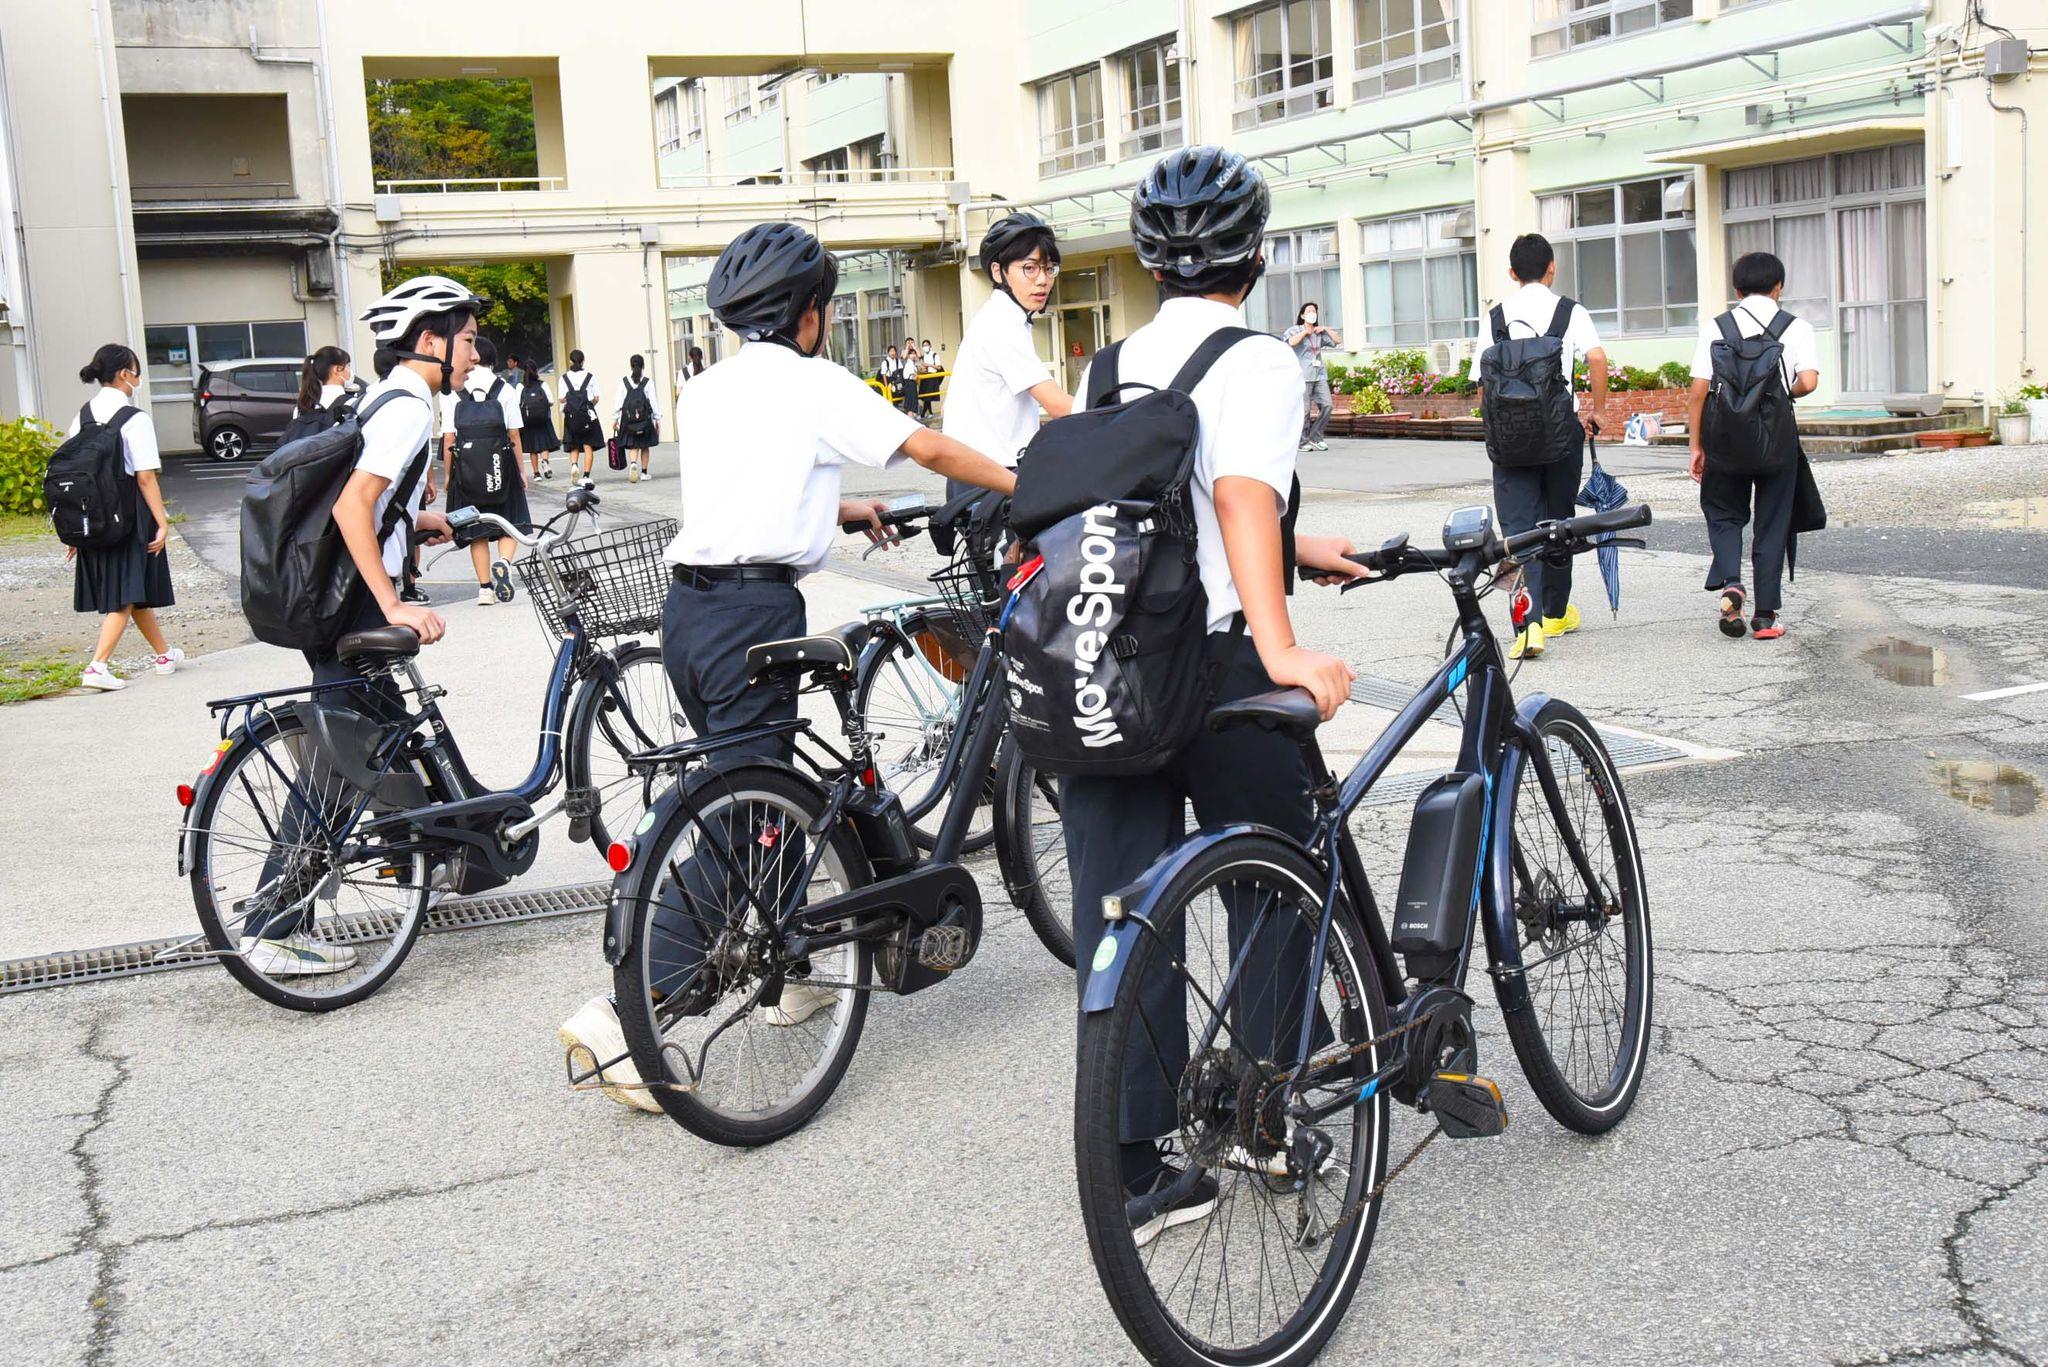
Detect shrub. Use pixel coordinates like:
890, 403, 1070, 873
0, 416, 59, 517
1352, 383, 1394, 415
1658, 360, 1692, 390
1428, 356, 1478, 396
2019, 383, 2047, 401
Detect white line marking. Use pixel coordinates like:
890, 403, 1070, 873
1963, 681, 2048, 702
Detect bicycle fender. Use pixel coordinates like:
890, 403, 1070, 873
1481, 693, 1553, 1016
1079, 822, 1299, 1014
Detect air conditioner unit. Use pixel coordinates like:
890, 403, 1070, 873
1428, 341, 1465, 374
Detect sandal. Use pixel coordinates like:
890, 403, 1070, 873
1752, 613, 1784, 640
1718, 585, 1747, 638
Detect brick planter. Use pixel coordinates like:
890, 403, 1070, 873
1389, 394, 1480, 420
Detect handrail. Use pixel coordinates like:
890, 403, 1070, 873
656, 166, 956, 190
376, 176, 567, 194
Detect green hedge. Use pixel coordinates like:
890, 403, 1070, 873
0, 416, 58, 517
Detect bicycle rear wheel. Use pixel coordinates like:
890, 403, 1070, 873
854, 609, 995, 852
566, 641, 687, 851
1075, 835, 1391, 1367
188, 708, 430, 1012
994, 742, 1073, 966
1497, 698, 1652, 1134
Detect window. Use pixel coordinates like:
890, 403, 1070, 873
1244, 226, 1341, 336
250, 320, 307, 356
236, 365, 300, 394
759, 82, 781, 115
1722, 156, 1831, 325
830, 294, 861, 373
1532, 0, 1692, 56
723, 78, 753, 124
864, 286, 904, 371
1353, 0, 1458, 101
1359, 209, 1478, 345
655, 88, 682, 154
1233, 1, 1334, 130
808, 70, 846, 88
1120, 41, 1184, 159
683, 80, 705, 142
1537, 176, 1696, 334
150, 320, 306, 394
807, 147, 851, 183
1036, 66, 1105, 177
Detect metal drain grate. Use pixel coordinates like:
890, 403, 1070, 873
0, 880, 611, 996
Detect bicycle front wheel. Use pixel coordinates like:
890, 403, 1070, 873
566, 641, 687, 851
994, 742, 1073, 966
1497, 698, 1653, 1135
1075, 835, 1392, 1367
853, 610, 995, 853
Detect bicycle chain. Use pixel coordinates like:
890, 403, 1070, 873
1256, 1007, 1441, 1150
1323, 1124, 1442, 1241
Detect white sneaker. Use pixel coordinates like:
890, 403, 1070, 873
627, 465, 640, 484
476, 586, 496, 606
80, 661, 125, 691
238, 933, 359, 977
152, 648, 186, 676
559, 994, 664, 1113
761, 981, 839, 1028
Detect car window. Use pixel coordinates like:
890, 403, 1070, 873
237, 366, 299, 395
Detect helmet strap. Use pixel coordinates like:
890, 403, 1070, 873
387, 346, 454, 394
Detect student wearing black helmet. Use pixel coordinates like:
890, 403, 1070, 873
1061, 147, 1367, 1243
940, 210, 1075, 499
559, 221, 1020, 1110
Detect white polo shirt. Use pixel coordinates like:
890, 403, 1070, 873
666, 342, 920, 578
1077, 297, 1305, 634
439, 369, 524, 435
1690, 295, 1821, 391
1495, 282, 1602, 408
354, 365, 438, 578
66, 386, 161, 475
614, 374, 660, 431
943, 289, 1053, 468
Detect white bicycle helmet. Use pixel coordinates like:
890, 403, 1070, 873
360, 275, 488, 392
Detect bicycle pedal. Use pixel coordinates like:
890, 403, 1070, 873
916, 923, 972, 971
1425, 1072, 1509, 1139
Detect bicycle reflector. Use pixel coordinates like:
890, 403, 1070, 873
175, 783, 195, 808
606, 841, 633, 874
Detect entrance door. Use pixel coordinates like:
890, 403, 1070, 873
1059, 304, 1110, 393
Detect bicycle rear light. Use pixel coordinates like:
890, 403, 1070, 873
606, 841, 633, 874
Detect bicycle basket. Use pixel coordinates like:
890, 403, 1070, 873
517, 517, 678, 638
927, 545, 1003, 637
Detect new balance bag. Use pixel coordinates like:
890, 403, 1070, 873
239, 390, 430, 651
451, 377, 514, 506
1002, 327, 1260, 777
44, 404, 139, 549
1479, 297, 1581, 469
1701, 309, 1798, 476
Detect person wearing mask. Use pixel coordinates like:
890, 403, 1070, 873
1282, 303, 1342, 452
558, 349, 604, 492
283, 346, 357, 443
558, 221, 1020, 1111
941, 211, 1075, 499
514, 356, 561, 482
1687, 250, 1821, 641
1490, 232, 1607, 661
65, 344, 181, 691
439, 335, 530, 606
614, 353, 661, 483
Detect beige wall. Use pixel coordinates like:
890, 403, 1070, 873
124, 94, 295, 200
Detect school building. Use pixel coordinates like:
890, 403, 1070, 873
1, 0, 2040, 452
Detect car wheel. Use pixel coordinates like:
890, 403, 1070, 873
208, 425, 250, 462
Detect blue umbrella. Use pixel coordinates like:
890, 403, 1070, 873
1575, 448, 1628, 617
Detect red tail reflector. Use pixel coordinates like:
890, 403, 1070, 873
175, 784, 195, 808
861, 766, 877, 789
606, 842, 633, 873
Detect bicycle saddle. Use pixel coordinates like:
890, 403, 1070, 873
1208, 688, 1322, 739
745, 620, 874, 683
335, 625, 422, 666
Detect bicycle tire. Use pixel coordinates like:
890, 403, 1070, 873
993, 740, 1073, 966
188, 708, 430, 1012
1496, 698, 1653, 1135
612, 762, 873, 1147
565, 641, 686, 852
1075, 834, 1392, 1367
853, 609, 995, 854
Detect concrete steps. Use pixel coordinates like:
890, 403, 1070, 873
1652, 410, 1960, 454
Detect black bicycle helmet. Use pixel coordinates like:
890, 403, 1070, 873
707, 222, 840, 356
1130, 146, 1270, 291
978, 211, 1060, 313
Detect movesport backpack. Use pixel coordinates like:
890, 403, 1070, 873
1004, 327, 1284, 778
44, 404, 140, 549
451, 377, 514, 507
1479, 297, 1582, 468
278, 389, 355, 447
239, 390, 431, 651
620, 375, 652, 428
1700, 308, 1798, 476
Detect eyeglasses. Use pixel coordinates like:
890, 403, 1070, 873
1013, 261, 1060, 283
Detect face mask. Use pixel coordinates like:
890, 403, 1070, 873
1304, 311, 1318, 325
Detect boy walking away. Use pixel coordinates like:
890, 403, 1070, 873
1688, 250, 1820, 640
942, 211, 1074, 500
559, 221, 1019, 1113
440, 335, 529, 605
1282, 302, 1342, 450
1479, 233, 1607, 660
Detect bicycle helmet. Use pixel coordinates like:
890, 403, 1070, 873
707, 222, 839, 357
360, 274, 489, 392
978, 211, 1060, 314
1130, 146, 1270, 293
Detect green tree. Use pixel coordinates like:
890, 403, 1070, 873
367, 78, 539, 185
381, 261, 556, 368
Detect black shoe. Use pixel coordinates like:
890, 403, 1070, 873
1127, 1163, 1220, 1248
399, 584, 431, 606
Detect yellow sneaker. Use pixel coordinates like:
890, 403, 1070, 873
1542, 604, 1582, 636
1510, 620, 1547, 660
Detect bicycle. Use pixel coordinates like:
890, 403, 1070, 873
175, 488, 687, 1011
1073, 502, 1656, 1367
595, 505, 1054, 1144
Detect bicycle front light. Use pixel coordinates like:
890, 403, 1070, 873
1101, 894, 1125, 922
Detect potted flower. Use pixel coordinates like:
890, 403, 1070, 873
1995, 397, 2032, 447
2020, 383, 2048, 435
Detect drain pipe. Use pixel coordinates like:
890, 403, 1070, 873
249, 18, 351, 343
1986, 76, 2031, 377
86, 0, 138, 347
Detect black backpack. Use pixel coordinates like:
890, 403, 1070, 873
451, 377, 514, 507
620, 375, 652, 427
1004, 327, 1291, 778
278, 389, 355, 447
1700, 308, 1798, 475
562, 374, 594, 420
44, 404, 140, 549
239, 390, 431, 651
1479, 297, 1582, 468
519, 375, 552, 425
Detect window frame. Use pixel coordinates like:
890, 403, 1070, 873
150, 320, 308, 397
1531, 0, 1693, 58
1036, 64, 1107, 178
723, 77, 753, 125
806, 146, 852, 184
1232, 0, 1336, 131
1244, 224, 1343, 337
1357, 207, 1480, 346
1536, 174, 1698, 336
654, 87, 682, 154
1352, 0, 1460, 102
682, 80, 706, 143
1119, 39, 1185, 160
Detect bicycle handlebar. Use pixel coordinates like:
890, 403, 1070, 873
448, 488, 601, 552
1296, 503, 1653, 588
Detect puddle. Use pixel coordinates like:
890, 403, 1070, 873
1933, 760, 2041, 816
1965, 497, 2048, 529
1864, 637, 1950, 687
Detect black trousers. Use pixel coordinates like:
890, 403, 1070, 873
646, 576, 808, 998
1701, 455, 1798, 615
1492, 445, 1584, 621
1061, 634, 1324, 1185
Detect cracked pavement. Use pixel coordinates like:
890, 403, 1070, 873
4, 443, 2046, 1363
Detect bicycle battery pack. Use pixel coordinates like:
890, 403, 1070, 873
1391, 772, 1486, 979
845, 787, 918, 877
288, 700, 429, 812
